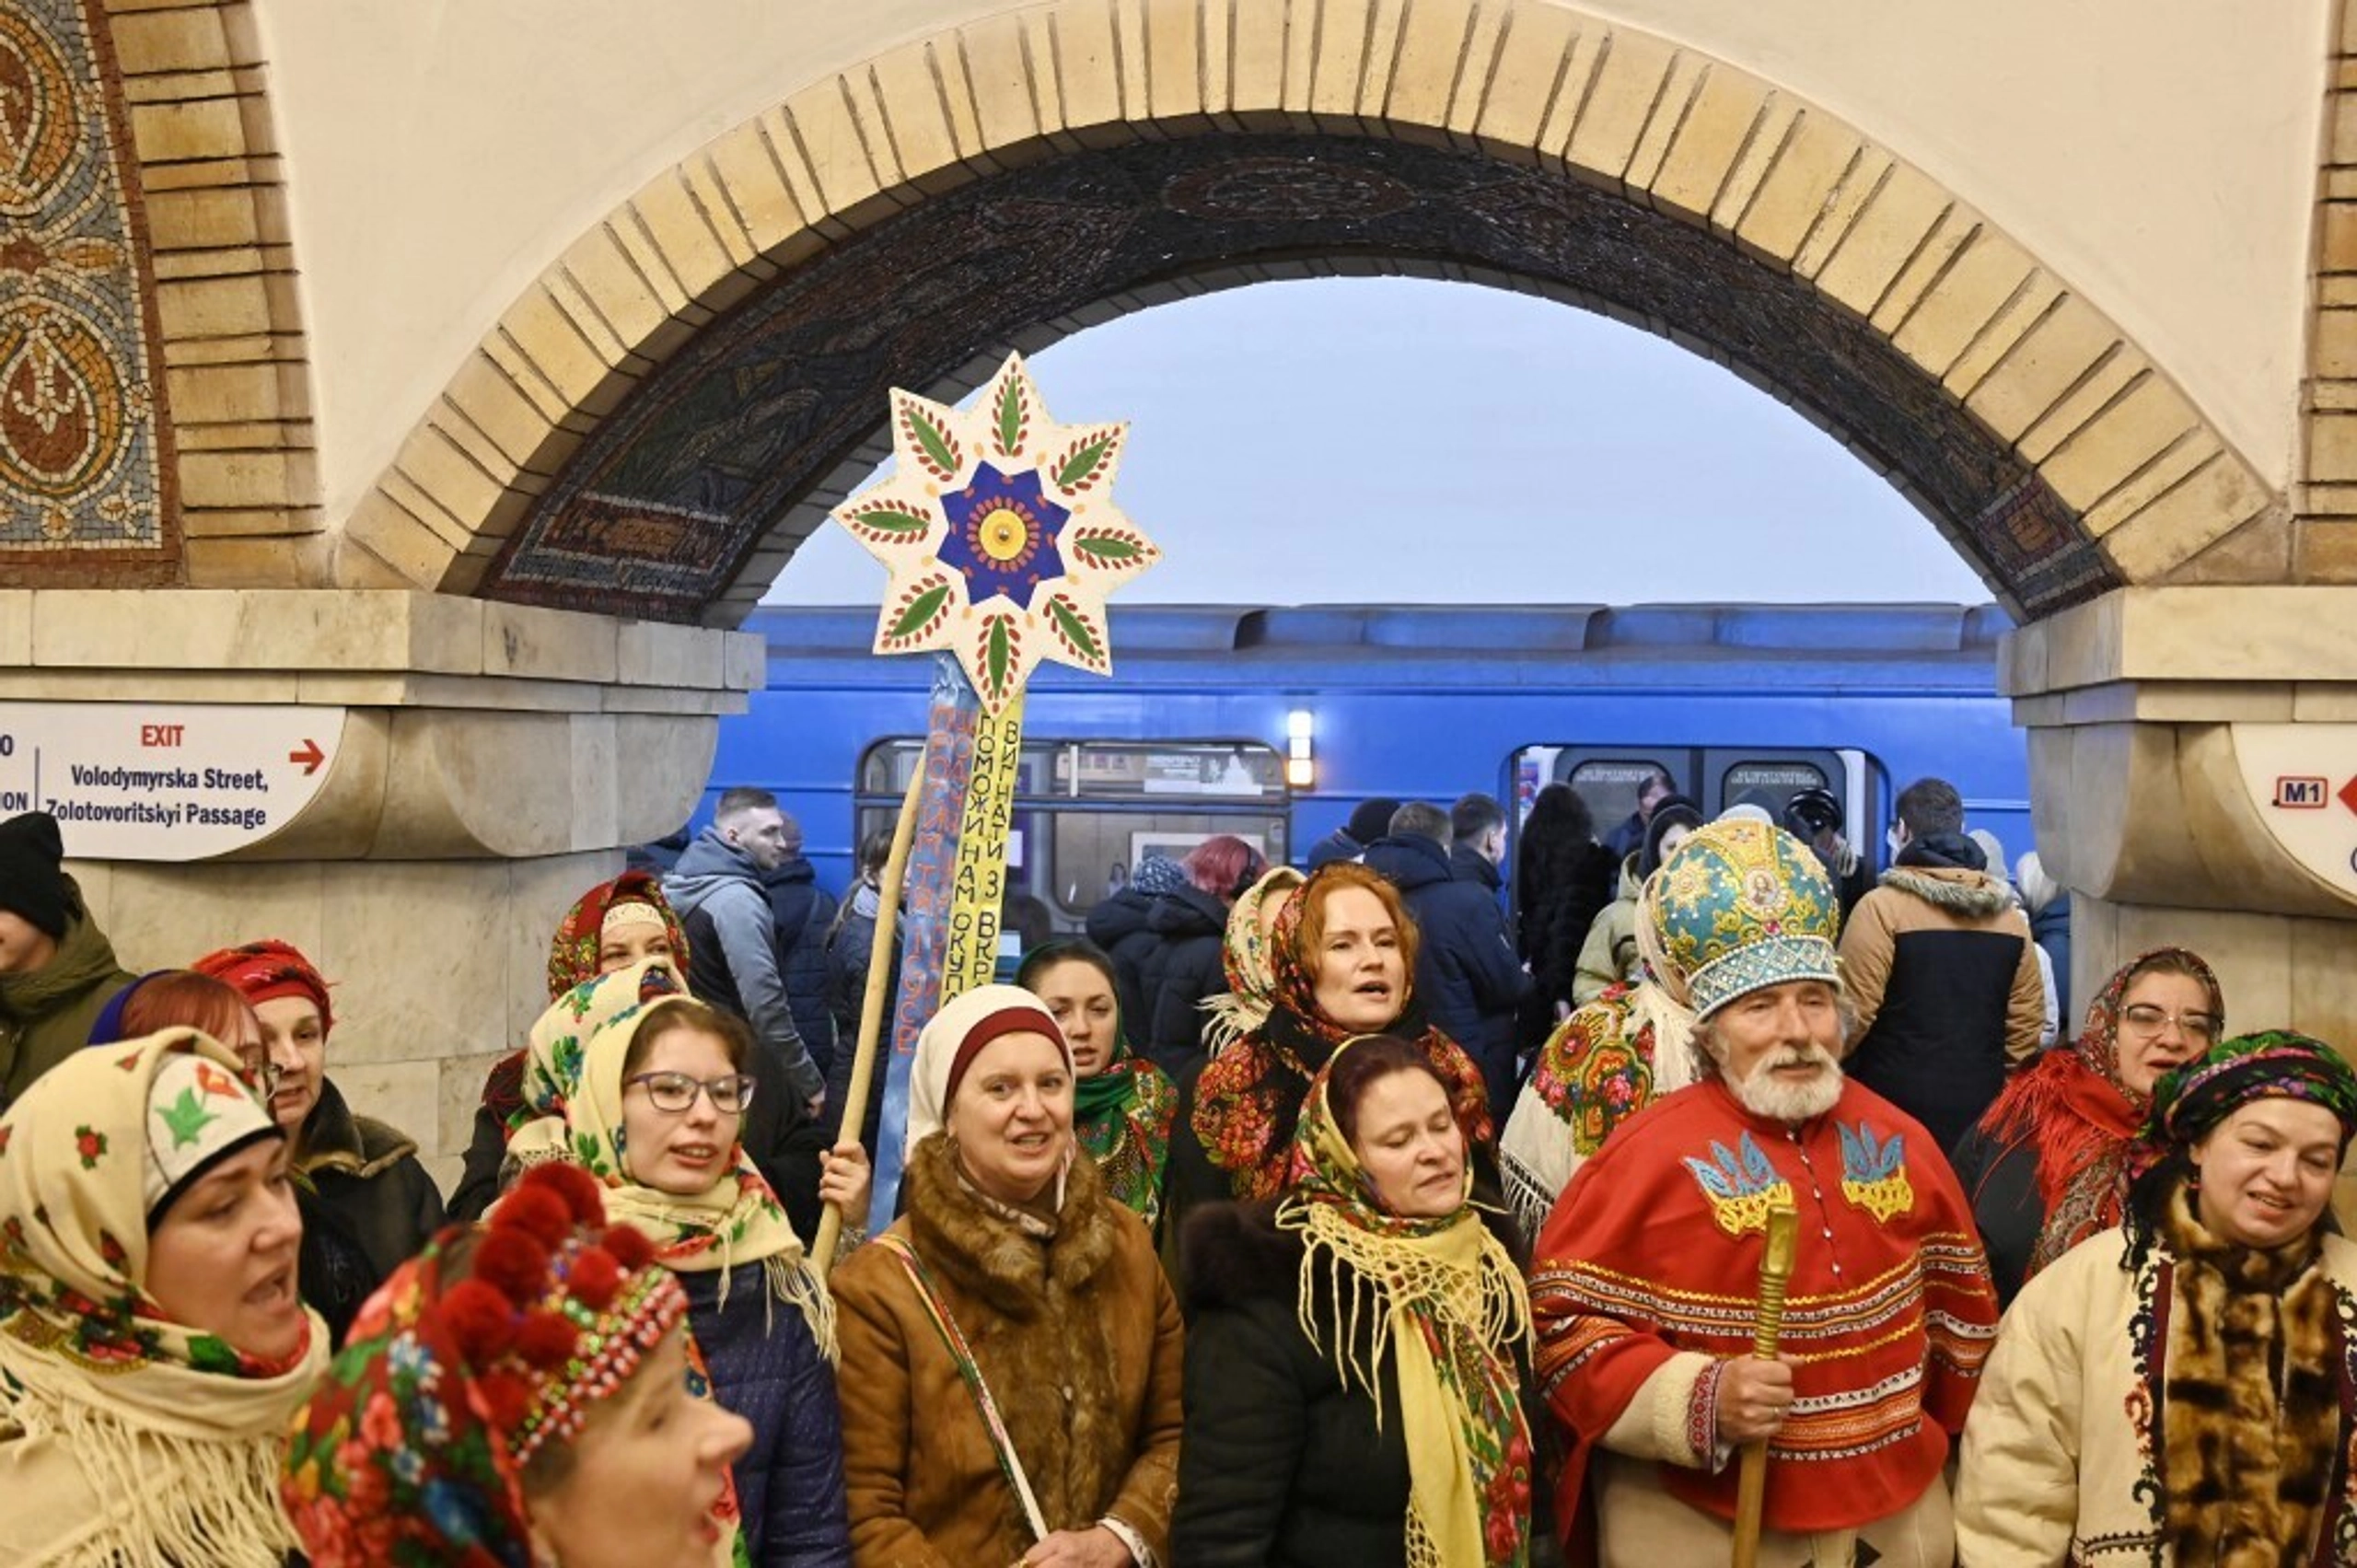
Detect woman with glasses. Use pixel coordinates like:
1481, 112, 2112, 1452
510, 956, 858, 1565
1949, 947, 2224, 1305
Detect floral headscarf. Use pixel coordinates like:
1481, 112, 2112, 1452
506, 958, 834, 1361
1202, 865, 1307, 1055
1191, 863, 1490, 1201
0, 1029, 328, 1567
1281, 1037, 1533, 1567
191, 938, 334, 1038
1980, 948, 2223, 1276
546, 870, 688, 1001
2147, 1028, 2357, 1149
283, 1164, 690, 1567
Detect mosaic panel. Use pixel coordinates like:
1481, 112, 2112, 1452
0, 0, 174, 573
487, 134, 2119, 622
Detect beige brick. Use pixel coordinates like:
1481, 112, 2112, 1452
2303, 480, 2357, 515
144, 187, 262, 251
1565, 29, 1678, 187
863, 43, 970, 194
1791, 147, 1893, 280
1308, 0, 1380, 124
957, 13, 1049, 158
1141, 0, 1210, 128
2165, 512, 2291, 585
1964, 294, 2123, 445
2311, 412, 2357, 482
2018, 349, 2142, 465
1730, 108, 1859, 265
558, 224, 679, 362
1646, 62, 1770, 222
1891, 227, 2039, 379
1869, 208, 1978, 335
2300, 519, 2357, 581
153, 274, 271, 339
164, 361, 306, 424
377, 470, 478, 553
1943, 277, 2062, 403
1621, 50, 1707, 195
1386, 0, 1480, 135
701, 119, 817, 264
340, 498, 456, 591
1705, 94, 1797, 238
120, 69, 241, 106
177, 447, 316, 510
2325, 204, 2357, 273
1439, 3, 1513, 142
2083, 430, 2220, 536
499, 286, 625, 414
182, 535, 328, 588
2318, 309, 2357, 381
173, 419, 308, 452
1533, 25, 1609, 167
777, 77, 890, 220
2098, 455, 2270, 580
1016, 13, 1079, 146
1470, 4, 1582, 160
2038, 377, 2202, 512
1106, 0, 1155, 131
177, 505, 322, 539
110, 8, 232, 74
130, 98, 253, 163
625, 171, 741, 308
1811, 161, 1952, 315
1045, 4, 1127, 143
436, 354, 561, 475
2335, 93, 2357, 167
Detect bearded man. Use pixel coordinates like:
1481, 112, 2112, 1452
1529, 819, 1998, 1568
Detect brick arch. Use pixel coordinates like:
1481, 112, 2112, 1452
342, 0, 2282, 625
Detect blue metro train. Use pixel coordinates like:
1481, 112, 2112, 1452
705, 602, 2029, 937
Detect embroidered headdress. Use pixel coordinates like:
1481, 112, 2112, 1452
283, 1162, 688, 1565
1649, 819, 1840, 1020
2147, 1029, 2357, 1148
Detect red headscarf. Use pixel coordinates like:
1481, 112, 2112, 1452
191, 938, 334, 1036
545, 869, 689, 1002
1190, 862, 1490, 1200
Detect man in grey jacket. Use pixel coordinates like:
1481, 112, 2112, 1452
664, 788, 824, 1191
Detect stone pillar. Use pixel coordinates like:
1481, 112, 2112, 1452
2004, 587, 2357, 1046
0, 589, 761, 1187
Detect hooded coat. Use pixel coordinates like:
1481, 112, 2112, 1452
762, 852, 841, 1081
0, 880, 133, 1113
1839, 837, 2044, 1156
295, 1077, 447, 1346
1362, 834, 1531, 1109
1086, 888, 1163, 1037
1136, 885, 1230, 1073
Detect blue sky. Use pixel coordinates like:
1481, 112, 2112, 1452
763, 276, 1991, 607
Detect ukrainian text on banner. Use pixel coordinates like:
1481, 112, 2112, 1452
940, 687, 1025, 996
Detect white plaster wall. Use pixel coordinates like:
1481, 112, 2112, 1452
254, 0, 2327, 529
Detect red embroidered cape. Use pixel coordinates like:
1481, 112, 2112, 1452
1529, 1077, 1998, 1546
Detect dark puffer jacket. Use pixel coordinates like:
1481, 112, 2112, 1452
0, 884, 134, 1113
762, 854, 841, 1081
296, 1078, 446, 1345
1136, 885, 1229, 1073
681, 1270, 853, 1565
1361, 834, 1531, 1110
1175, 1202, 1415, 1567
1085, 888, 1160, 1038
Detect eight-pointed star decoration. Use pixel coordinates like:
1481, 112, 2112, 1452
832, 353, 1161, 714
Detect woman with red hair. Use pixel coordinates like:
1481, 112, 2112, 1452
192, 939, 444, 1345
1123, 834, 1268, 1073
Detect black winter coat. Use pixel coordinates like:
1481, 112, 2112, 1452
682, 1271, 853, 1564
296, 1078, 446, 1346
1137, 886, 1228, 1073
1945, 1122, 2043, 1309
1361, 835, 1531, 1107
762, 855, 841, 1081
1084, 889, 1160, 1035
1175, 1202, 1416, 1567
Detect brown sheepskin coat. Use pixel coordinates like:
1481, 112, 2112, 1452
830, 1132, 1184, 1567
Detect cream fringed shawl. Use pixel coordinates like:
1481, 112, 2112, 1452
0, 1029, 329, 1567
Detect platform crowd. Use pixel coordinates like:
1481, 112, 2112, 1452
1, 776, 2351, 1567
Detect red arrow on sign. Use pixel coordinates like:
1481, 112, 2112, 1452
288, 739, 325, 775
2341, 776, 2357, 817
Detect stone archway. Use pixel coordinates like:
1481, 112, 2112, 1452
340, 0, 2282, 630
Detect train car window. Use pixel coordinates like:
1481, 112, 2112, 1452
1716, 758, 1831, 819
853, 738, 1287, 935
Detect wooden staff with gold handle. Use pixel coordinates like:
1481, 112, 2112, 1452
1731, 1198, 1799, 1568
810, 764, 924, 1276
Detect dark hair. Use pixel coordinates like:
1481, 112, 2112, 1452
1894, 777, 1965, 838
855, 827, 892, 877
1638, 769, 1678, 802
2115, 950, 2223, 1022
1524, 783, 1593, 843
1387, 801, 1452, 847
1639, 795, 1705, 877
119, 970, 261, 1048
714, 786, 780, 821
1295, 862, 1421, 1005
1183, 835, 1266, 901
1327, 1034, 1454, 1147
1016, 936, 1120, 1000
621, 1000, 752, 1079
1449, 792, 1506, 844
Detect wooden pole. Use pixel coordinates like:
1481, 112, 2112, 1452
811, 764, 925, 1275
1731, 1199, 1798, 1568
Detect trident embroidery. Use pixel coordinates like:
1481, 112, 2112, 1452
1838, 1121, 1914, 1223
1682, 1132, 1796, 1238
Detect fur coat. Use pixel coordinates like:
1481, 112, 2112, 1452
1956, 1220, 2357, 1564
830, 1132, 1183, 1567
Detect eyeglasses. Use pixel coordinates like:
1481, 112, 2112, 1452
238, 1055, 284, 1098
625, 1071, 756, 1115
2120, 1004, 2223, 1045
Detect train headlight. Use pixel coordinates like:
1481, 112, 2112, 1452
1286, 709, 1314, 788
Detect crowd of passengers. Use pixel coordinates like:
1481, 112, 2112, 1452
0, 775, 2342, 1567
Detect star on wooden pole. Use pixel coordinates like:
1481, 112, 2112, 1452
832, 353, 1161, 713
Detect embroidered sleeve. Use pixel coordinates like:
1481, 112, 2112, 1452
1596, 1349, 1724, 1470
1100, 1515, 1155, 1567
